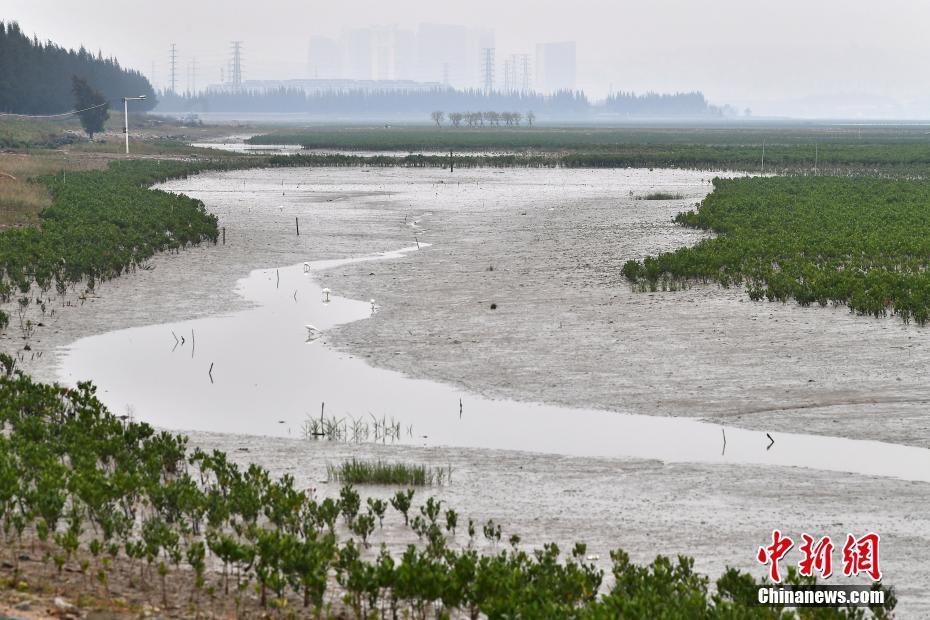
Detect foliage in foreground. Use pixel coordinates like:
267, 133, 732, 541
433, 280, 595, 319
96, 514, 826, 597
0, 366, 895, 618
0, 158, 255, 335
624, 176, 930, 325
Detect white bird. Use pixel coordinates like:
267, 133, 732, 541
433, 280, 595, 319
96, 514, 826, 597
304, 324, 322, 342
303, 262, 311, 273
322, 288, 331, 302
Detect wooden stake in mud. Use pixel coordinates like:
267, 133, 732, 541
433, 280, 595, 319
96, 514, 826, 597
295, 217, 300, 236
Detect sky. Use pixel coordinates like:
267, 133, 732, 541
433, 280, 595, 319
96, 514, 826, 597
6, 0, 930, 118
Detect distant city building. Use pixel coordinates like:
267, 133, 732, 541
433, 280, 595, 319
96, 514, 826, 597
307, 36, 341, 79
306, 24, 494, 91
342, 28, 373, 80
417, 23, 469, 88
535, 41, 576, 93
503, 53, 532, 93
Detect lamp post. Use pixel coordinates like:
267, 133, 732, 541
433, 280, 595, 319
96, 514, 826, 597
122, 95, 147, 155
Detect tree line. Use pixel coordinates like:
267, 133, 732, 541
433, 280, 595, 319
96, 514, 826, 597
603, 91, 729, 117
430, 110, 536, 127
155, 86, 725, 120
0, 21, 156, 115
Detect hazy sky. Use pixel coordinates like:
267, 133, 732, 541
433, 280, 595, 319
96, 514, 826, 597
7, 0, 930, 117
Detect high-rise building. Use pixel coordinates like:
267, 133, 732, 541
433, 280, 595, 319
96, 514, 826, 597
392, 29, 417, 81
535, 41, 576, 93
305, 24, 494, 90
466, 28, 495, 90
417, 23, 469, 87
503, 53, 532, 93
342, 28, 373, 80
308, 36, 341, 79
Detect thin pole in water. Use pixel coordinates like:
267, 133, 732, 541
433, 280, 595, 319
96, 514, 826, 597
222, 227, 226, 245
296, 217, 300, 236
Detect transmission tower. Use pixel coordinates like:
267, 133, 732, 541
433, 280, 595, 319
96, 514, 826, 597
481, 47, 495, 95
169, 43, 178, 93
230, 41, 243, 89
519, 54, 531, 93
188, 58, 198, 94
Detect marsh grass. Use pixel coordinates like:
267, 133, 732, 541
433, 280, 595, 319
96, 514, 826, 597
0, 117, 80, 148
302, 413, 407, 443
326, 459, 449, 486
0, 179, 50, 228
0, 153, 105, 229
640, 191, 684, 200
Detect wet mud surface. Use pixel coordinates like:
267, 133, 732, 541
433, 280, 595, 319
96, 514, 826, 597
4, 166, 929, 612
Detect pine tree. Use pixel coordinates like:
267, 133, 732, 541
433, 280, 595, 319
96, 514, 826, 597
72, 76, 109, 139
0, 21, 155, 115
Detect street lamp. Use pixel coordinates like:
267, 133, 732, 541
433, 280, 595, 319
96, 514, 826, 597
122, 95, 147, 155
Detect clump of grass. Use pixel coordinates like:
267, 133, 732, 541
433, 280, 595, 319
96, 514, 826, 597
0, 179, 51, 229
640, 191, 684, 200
326, 459, 449, 486
302, 413, 407, 443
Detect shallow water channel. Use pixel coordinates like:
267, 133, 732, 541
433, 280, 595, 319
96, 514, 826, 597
59, 244, 930, 483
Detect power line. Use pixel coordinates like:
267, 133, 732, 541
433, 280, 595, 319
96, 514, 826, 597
169, 43, 178, 93
481, 47, 495, 95
0, 101, 110, 119
230, 41, 243, 89
188, 57, 198, 94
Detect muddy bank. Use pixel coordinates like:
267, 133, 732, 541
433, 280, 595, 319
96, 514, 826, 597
186, 431, 930, 614
4, 165, 929, 612
1, 167, 415, 383
311, 169, 930, 450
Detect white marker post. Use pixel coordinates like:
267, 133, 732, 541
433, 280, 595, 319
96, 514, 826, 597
122, 95, 147, 154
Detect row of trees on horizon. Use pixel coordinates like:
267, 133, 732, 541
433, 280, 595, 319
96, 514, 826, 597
0, 21, 156, 115
154, 87, 727, 119
430, 110, 536, 127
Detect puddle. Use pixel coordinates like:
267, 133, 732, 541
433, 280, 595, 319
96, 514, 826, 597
190, 142, 304, 155
192, 142, 531, 158
58, 245, 930, 483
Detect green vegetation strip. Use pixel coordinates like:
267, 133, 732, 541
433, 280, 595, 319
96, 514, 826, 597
326, 459, 447, 486
624, 176, 930, 324
0, 158, 259, 330
266, 146, 930, 175
254, 126, 930, 175
0, 364, 895, 617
